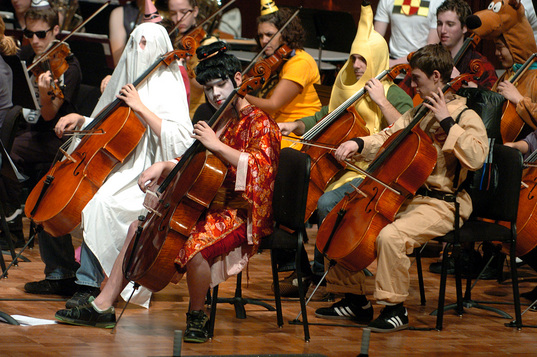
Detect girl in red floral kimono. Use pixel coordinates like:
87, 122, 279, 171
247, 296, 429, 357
55, 41, 282, 344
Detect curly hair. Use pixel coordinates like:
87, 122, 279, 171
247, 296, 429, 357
0, 17, 17, 56
436, 0, 472, 27
195, 40, 241, 85
256, 7, 305, 50
409, 44, 453, 84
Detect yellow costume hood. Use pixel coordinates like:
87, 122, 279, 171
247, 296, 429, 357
328, 2, 391, 133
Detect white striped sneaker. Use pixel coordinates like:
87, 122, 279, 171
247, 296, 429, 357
315, 298, 374, 323
368, 303, 409, 333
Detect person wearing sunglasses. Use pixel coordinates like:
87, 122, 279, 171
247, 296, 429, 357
0, 1, 81, 255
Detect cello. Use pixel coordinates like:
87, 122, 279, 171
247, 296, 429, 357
498, 53, 537, 143
299, 64, 409, 221
25, 48, 193, 237
122, 12, 301, 292
511, 150, 537, 256
315, 73, 478, 272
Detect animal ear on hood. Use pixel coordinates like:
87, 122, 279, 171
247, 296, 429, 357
508, 0, 521, 10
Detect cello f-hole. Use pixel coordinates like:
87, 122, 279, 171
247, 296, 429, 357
365, 187, 378, 214
528, 179, 537, 200
73, 152, 86, 176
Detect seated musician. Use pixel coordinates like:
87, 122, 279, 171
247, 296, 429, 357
244, 1, 322, 146
276, 2, 412, 300
399, 0, 498, 98
0, 1, 81, 246
504, 129, 537, 304
315, 44, 488, 332
24, 13, 193, 310
493, 29, 537, 302
492, 34, 537, 137
54, 40, 281, 344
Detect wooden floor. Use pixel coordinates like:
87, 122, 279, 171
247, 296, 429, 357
2, 221, 537, 356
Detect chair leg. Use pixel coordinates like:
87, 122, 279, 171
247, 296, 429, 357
435, 243, 453, 330
507, 243, 522, 329
270, 250, 284, 328
415, 248, 426, 306
208, 285, 218, 338
293, 231, 310, 342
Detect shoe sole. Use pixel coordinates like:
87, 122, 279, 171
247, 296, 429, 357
55, 315, 116, 329
183, 336, 209, 343
369, 324, 409, 333
315, 312, 355, 320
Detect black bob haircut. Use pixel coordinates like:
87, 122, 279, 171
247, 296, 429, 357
195, 41, 242, 86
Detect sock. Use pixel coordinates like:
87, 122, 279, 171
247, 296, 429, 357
91, 300, 112, 313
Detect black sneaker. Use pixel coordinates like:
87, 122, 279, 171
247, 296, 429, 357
315, 298, 374, 323
184, 310, 209, 343
55, 297, 116, 328
65, 286, 101, 309
368, 303, 409, 333
24, 278, 77, 296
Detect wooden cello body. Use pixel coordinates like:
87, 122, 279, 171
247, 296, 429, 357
25, 50, 190, 237
302, 65, 408, 221
498, 53, 537, 142
25, 106, 144, 237
513, 162, 537, 257
123, 150, 227, 292
315, 123, 437, 271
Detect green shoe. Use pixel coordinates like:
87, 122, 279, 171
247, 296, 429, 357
55, 296, 116, 328
183, 310, 209, 343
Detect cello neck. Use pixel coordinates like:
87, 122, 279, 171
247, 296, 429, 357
87, 50, 185, 130
452, 33, 478, 67
367, 81, 452, 173
302, 69, 391, 141
157, 89, 238, 194
510, 53, 537, 84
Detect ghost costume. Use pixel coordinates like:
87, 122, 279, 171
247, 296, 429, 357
78, 23, 194, 306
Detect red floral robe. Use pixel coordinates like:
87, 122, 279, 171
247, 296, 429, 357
174, 105, 281, 285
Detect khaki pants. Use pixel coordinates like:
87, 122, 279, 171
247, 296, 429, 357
325, 195, 468, 304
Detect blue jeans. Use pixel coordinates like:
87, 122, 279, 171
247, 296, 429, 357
38, 230, 79, 280
314, 177, 364, 274
39, 230, 104, 288
75, 241, 105, 289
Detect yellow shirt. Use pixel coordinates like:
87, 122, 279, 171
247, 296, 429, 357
269, 49, 321, 123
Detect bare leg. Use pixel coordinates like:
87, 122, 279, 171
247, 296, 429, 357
186, 252, 211, 312
92, 220, 139, 310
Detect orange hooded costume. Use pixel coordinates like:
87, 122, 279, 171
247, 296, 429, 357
467, 0, 537, 139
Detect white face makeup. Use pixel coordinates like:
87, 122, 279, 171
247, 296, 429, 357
203, 77, 235, 109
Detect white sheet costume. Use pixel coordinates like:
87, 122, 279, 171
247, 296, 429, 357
78, 23, 194, 306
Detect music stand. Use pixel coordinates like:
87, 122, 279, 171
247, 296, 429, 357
0, 139, 29, 275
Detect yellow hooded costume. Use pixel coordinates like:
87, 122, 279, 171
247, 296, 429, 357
328, 3, 392, 134
321, 3, 412, 190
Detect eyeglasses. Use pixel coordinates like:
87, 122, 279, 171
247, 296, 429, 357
23, 28, 53, 39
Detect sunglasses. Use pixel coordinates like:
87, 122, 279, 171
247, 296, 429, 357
23, 28, 53, 39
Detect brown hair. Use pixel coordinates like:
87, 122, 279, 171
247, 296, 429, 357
256, 7, 305, 50
436, 0, 472, 27
24, 6, 59, 28
409, 44, 453, 84
0, 17, 17, 56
